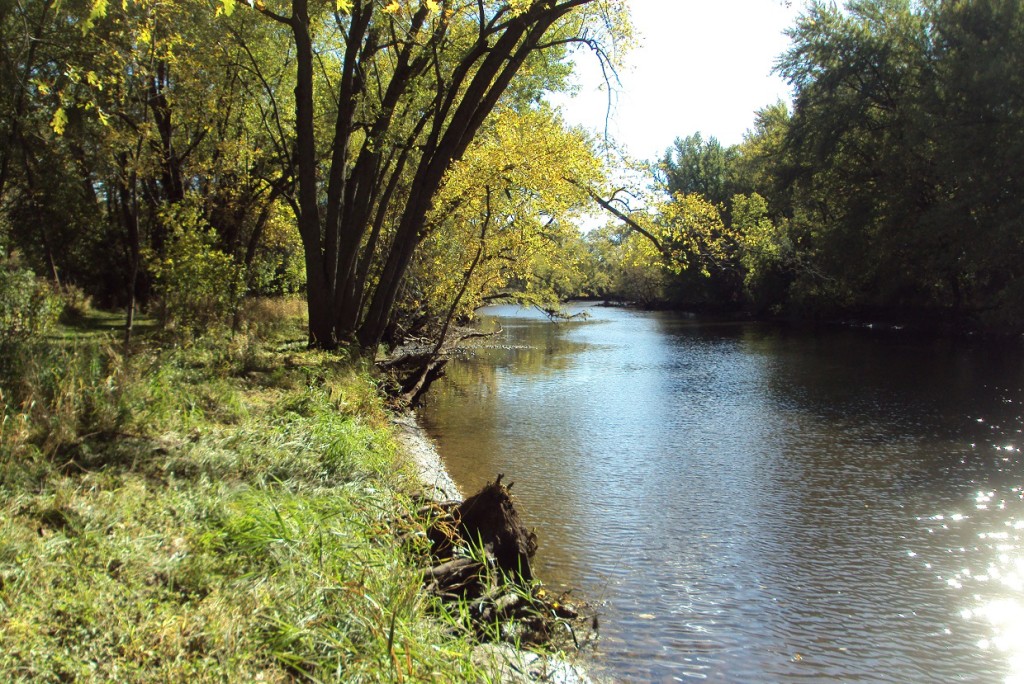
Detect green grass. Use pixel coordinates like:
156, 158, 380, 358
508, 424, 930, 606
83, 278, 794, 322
0, 307, 492, 683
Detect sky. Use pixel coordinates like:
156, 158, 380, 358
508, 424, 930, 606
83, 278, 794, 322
549, 0, 804, 161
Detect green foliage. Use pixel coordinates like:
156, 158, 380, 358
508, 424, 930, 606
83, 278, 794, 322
235, 296, 307, 340
584, 181, 745, 309
2, 0, 633, 348
596, 0, 1024, 329
769, 0, 1024, 328
246, 231, 306, 298
661, 133, 741, 210
149, 204, 243, 335
1, 0, 298, 319
0, 316, 488, 682
0, 340, 127, 463
656, 193, 737, 278
613, 229, 671, 307
572, 227, 618, 299
10, 0, 1023, 338
0, 257, 61, 345
733, 193, 793, 310
409, 106, 602, 337
731, 102, 793, 216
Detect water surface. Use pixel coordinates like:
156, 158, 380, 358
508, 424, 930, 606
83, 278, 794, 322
419, 304, 1024, 682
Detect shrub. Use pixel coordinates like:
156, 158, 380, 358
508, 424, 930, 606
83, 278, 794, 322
235, 296, 307, 339
0, 255, 61, 345
57, 283, 92, 323
149, 203, 243, 336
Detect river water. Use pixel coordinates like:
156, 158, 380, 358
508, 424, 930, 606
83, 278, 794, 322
418, 304, 1024, 683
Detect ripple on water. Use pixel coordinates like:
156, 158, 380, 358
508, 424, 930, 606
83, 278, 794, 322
421, 306, 1024, 682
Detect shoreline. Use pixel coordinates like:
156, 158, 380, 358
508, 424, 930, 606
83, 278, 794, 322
392, 411, 463, 502
393, 412, 596, 684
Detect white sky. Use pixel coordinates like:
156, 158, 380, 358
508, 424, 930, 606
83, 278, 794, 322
549, 0, 804, 160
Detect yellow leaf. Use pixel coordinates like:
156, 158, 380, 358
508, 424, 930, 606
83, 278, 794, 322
383, 1, 400, 14
90, 0, 108, 21
50, 108, 68, 136
80, 0, 108, 32
425, 0, 439, 11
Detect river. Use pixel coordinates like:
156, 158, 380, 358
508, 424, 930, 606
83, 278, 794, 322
418, 304, 1024, 683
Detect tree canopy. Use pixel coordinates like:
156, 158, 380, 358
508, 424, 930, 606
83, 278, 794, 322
244, 0, 629, 348
5, 0, 1023, 344
1, 0, 631, 348
582, 0, 1024, 332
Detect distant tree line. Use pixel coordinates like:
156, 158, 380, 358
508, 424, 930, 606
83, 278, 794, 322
579, 0, 1024, 333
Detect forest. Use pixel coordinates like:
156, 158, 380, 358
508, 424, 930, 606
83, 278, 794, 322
585, 0, 1024, 332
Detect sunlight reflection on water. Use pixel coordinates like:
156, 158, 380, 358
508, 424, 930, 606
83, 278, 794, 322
421, 305, 1024, 682
933, 483, 1024, 684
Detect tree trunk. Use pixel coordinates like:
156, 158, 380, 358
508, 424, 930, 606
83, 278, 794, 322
289, 0, 337, 349
117, 164, 140, 352
263, 0, 597, 350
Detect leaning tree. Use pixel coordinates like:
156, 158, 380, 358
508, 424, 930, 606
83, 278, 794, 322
242, 0, 627, 349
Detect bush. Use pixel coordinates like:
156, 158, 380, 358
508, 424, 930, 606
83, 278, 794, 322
149, 203, 243, 336
0, 256, 62, 345
235, 296, 307, 339
57, 283, 92, 324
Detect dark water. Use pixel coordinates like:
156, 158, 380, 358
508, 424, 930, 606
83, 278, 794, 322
418, 304, 1024, 683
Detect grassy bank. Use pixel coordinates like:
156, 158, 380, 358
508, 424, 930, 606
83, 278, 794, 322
0, 304, 487, 682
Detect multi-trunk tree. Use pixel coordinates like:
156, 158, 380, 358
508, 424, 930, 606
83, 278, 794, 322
242, 0, 627, 349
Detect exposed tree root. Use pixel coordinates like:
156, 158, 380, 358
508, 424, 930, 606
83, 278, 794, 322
413, 476, 597, 653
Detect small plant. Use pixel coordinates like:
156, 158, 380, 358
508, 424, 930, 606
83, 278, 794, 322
234, 296, 307, 339
56, 283, 93, 324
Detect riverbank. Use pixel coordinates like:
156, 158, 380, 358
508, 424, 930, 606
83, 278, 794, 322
392, 412, 463, 502
0, 316, 490, 681
394, 410, 597, 684
0, 312, 595, 682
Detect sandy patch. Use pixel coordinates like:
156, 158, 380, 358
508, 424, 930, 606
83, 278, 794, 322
392, 412, 463, 501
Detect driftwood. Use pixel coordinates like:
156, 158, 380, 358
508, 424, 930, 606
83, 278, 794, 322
378, 326, 504, 408
456, 474, 537, 581
427, 475, 537, 580
423, 557, 485, 599
416, 475, 594, 651
396, 358, 448, 407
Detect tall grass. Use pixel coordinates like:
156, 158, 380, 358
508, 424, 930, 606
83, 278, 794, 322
0, 307, 490, 682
